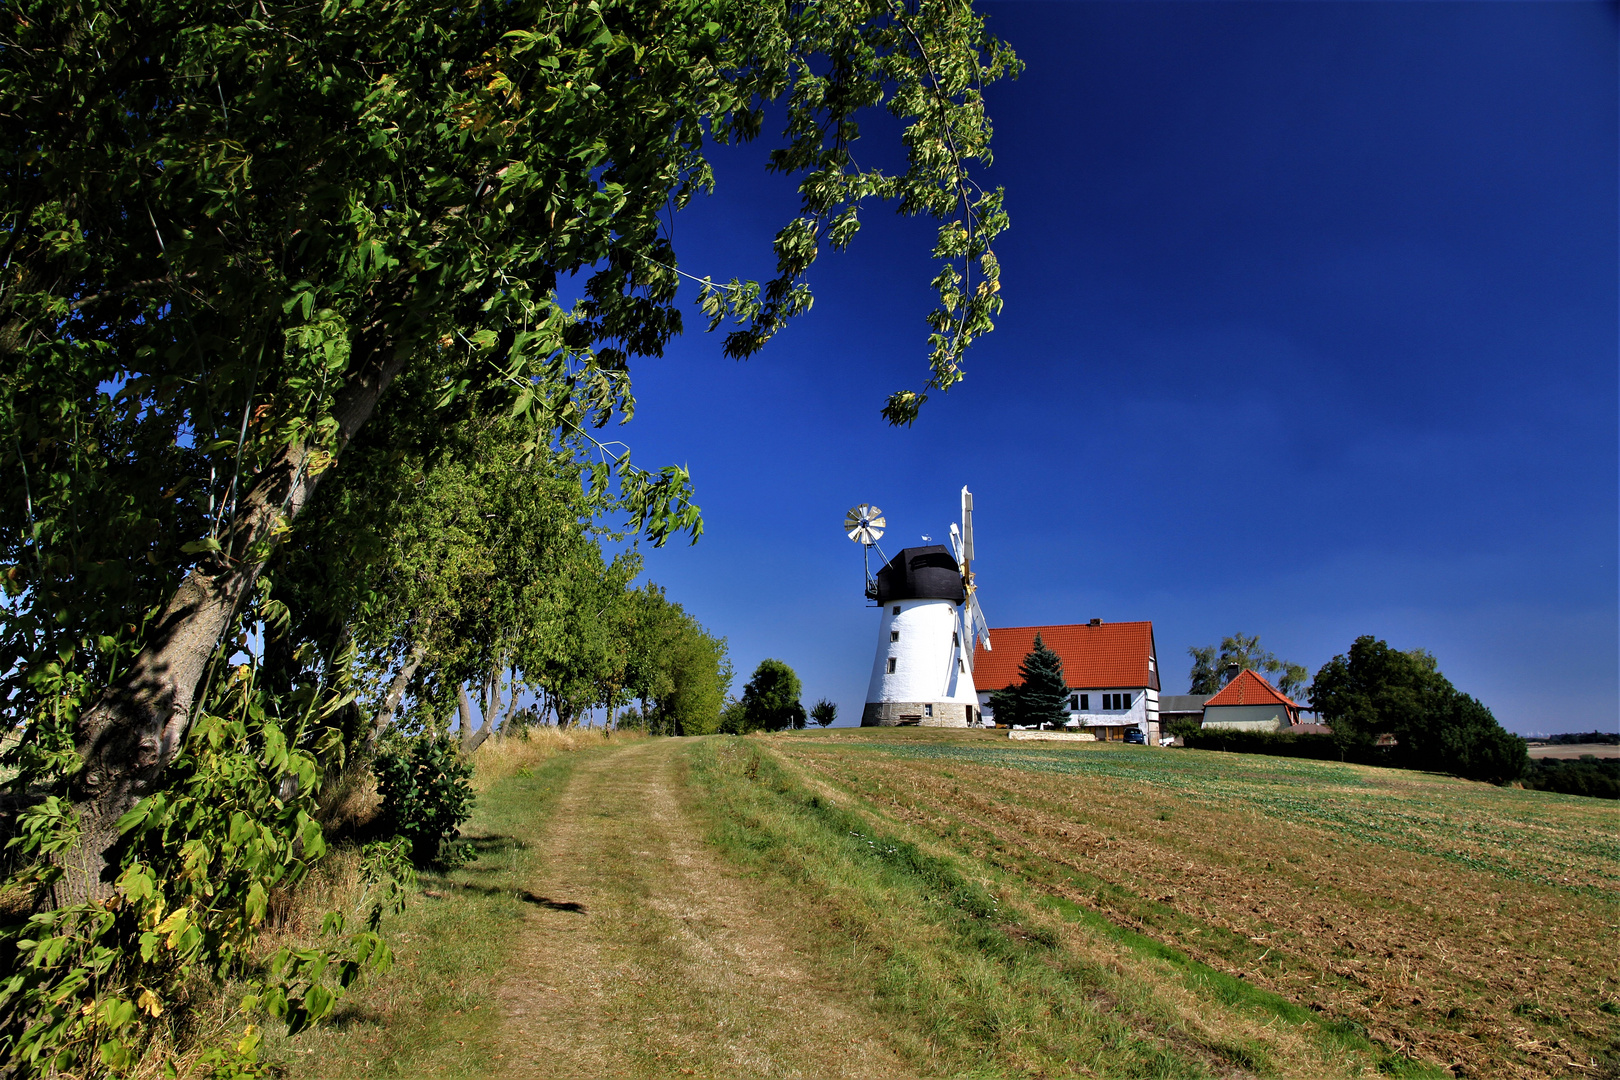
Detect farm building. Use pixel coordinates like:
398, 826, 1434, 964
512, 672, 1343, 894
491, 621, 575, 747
1200, 669, 1302, 731
974, 620, 1162, 742
1159, 694, 1211, 729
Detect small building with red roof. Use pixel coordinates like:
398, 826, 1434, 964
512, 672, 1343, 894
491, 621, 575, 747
972, 619, 1162, 741
1201, 669, 1302, 731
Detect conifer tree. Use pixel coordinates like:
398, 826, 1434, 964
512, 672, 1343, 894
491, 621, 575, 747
1019, 634, 1072, 727
989, 633, 1071, 727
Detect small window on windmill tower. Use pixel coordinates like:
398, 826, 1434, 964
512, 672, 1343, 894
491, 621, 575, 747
891, 630, 899, 642
958, 658, 965, 673
887, 658, 897, 674
952, 630, 959, 646
892, 605, 900, 615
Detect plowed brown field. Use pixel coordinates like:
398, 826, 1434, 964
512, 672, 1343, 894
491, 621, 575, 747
772, 729, 1619, 1080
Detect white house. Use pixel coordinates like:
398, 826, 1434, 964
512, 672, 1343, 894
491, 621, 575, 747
1200, 669, 1302, 732
973, 619, 1161, 742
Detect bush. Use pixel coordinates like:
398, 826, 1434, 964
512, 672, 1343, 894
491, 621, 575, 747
1523, 756, 1619, 799
373, 732, 475, 866
810, 699, 838, 728
1181, 728, 1360, 761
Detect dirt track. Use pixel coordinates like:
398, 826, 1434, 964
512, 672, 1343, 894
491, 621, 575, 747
492, 738, 916, 1079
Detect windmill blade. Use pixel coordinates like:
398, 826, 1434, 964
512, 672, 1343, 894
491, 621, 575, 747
948, 523, 963, 562
960, 487, 975, 563
968, 592, 991, 650
844, 503, 885, 544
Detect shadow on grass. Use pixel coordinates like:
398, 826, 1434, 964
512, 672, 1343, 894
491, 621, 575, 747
427, 881, 586, 913
322, 1004, 386, 1030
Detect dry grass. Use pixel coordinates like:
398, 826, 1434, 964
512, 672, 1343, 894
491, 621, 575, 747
769, 728, 1620, 1080
468, 724, 643, 791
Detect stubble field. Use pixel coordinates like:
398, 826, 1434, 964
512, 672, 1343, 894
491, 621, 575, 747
762, 728, 1618, 1079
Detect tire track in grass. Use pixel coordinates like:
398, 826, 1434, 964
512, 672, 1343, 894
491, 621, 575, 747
495, 737, 918, 1079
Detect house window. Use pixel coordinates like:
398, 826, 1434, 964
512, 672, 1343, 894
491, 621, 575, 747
892, 606, 900, 615
887, 658, 896, 674
1069, 694, 1079, 710
890, 630, 899, 642
924, 704, 933, 718
1079, 694, 1089, 710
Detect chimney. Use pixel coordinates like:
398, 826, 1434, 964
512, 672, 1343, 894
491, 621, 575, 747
1088, 617, 1102, 626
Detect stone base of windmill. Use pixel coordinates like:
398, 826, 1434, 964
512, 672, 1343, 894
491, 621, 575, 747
860, 702, 972, 728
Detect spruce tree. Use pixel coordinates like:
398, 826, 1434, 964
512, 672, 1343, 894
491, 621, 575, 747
1018, 633, 1071, 727
989, 633, 1071, 728
987, 683, 1025, 727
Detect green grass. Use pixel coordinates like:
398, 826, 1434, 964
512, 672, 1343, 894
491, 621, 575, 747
847, 739, 1619, 896
687, 736, 1436, 1079
268, 749, 582, 1078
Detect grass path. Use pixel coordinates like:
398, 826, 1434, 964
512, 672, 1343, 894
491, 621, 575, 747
490, 737, 915, 1078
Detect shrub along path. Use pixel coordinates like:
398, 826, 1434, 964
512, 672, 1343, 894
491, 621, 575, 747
490, 737, 916, 1079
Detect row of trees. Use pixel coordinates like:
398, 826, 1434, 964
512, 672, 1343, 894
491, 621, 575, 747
0, 0, 1017, 1068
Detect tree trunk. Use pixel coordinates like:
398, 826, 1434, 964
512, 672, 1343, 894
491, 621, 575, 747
65, 343, 408, 899
363, 640, 427, 756
460, 684, 495, 755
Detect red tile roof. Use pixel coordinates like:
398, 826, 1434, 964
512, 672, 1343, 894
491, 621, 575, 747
972, 622, 1158, 691
1204, 668, 1300, 709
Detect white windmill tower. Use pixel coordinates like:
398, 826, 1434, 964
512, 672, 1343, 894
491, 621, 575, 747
852, 488, 991, 727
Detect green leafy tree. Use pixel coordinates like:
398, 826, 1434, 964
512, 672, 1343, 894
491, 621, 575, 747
811, 699, 839, 728
738, 659, 807, 733
0, 0, 1017, 1068
1188, 634, 1308, 698
1, 0, 1017, 895
990, 633, 1070, 728
1310, 636, 1527, 783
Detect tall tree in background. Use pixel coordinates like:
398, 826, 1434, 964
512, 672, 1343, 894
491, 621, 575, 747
1310, 636, 1526, 783
990, 633, 1070, 728
737, 659, 807, 733
1188, 634, 1308, 699
0, 0, 1017, 892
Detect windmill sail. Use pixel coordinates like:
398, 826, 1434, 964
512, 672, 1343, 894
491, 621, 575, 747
959, 486, 989, 656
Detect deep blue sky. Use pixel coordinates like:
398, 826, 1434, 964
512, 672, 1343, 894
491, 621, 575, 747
614, 1, 1617, 735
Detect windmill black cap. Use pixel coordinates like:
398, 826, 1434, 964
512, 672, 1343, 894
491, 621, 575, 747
875, 545, 965, 604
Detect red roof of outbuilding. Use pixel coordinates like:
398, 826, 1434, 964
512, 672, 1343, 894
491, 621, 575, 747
972, 622, 1158, 691
1204, 668, 1300, 709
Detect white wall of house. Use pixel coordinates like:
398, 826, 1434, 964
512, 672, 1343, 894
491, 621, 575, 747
1202, 704, 1289, 731
979, 686, 1158, 735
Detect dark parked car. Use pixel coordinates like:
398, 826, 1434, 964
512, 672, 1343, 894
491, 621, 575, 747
1123, 729, 1147, 745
